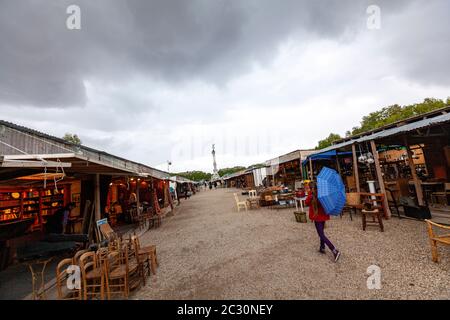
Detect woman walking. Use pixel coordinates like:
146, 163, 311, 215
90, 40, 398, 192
305, 182, 341, 262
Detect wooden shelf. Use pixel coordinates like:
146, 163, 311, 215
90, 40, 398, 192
0, 184, 71, 229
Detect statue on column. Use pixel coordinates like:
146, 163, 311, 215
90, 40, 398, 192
211, 144, 220, 181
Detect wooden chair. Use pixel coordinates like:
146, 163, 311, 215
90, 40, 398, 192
56, 258, 82, 300
73, 249, 89, 266
99, 223, 118, 241
342, 192, 362, 221
131, 236, 151, 283
425, 219, 450, 263
248, 190, 257, 198
360, 193, 385, 232
99, 240, 132, 299
386, 188, 401, 219
431, 183, 450, 206
234, 193, 248, 212
123, 237, 148, 288
132, 235, 158, 275
79, 251, 105, 300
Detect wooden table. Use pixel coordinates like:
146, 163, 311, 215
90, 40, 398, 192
246, 198, 260, 209
410, 181, 445, 205
27, 257, 53, 300
273, 193, 295, 210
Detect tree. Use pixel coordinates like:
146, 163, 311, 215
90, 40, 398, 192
218, 166, 246, 177
315, 133, 342, 150
173, 171, 212, 182
350, 98, 448, 136
316, 97, 449, 150
247, 163, 265, 169
63, 133, 82, 145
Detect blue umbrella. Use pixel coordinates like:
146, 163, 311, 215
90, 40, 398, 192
317, 167, 346, 215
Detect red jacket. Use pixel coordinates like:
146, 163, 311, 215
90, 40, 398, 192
306, 193, 330, 222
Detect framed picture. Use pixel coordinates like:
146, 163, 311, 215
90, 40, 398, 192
72, 193, 81, 203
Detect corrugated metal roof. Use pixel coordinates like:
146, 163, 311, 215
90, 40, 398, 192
169, 175, 196, 184
309, 111, 450, 156
265, 149, 315, 166
0, 120, 170, 179
222, 169, 247, 180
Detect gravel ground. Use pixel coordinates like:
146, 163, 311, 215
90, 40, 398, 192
133, 188, 450, 300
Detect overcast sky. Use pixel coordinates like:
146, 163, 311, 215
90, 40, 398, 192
0, 0, 449, 173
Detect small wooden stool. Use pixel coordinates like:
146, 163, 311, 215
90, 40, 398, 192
361, 209, 384, 232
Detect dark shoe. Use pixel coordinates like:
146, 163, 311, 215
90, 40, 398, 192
319, 248, 326, 254
333, 250, 341, 262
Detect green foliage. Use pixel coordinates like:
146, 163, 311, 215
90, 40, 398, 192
350, 98, 448, 136
317, 97, 449, 149
247, 163, 266, 169
63, 133, 82, 145
315, 133, 342, 150
218, 166, 246, 177
173, 171, 212, 182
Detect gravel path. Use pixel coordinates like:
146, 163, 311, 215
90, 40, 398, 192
133, 188, 450, 300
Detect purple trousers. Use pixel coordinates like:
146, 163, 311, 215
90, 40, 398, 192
314, 221, 335, 252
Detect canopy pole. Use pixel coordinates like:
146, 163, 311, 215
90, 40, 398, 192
370, 140, 391, 219
404, 136, 424, 206
352, 144, 361, 193
335, 153, 342, 175
94, 173, 101, 221
309, 158, 314, 180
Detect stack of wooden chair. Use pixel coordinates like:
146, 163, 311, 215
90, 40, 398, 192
56, 234, 159, 300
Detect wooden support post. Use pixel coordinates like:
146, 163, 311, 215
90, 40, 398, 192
309, 158, 314, 180
94, 173, 101, 222
136, 178, 140, 215
370, 140, 391, 218
299, 159, 304, 180
404, 136, 424, 206
352, 144, 361, 193
335, 153, 341, 175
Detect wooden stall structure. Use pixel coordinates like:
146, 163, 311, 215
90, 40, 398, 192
0, 120, 170, 270
265, 150, 315, 190
305, 106, 450, 222
223, 170, 251, 189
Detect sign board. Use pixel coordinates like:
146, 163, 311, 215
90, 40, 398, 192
96, 218, 108, 227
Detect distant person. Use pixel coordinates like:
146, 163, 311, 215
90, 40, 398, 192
209, 182, 212, 190
46, 202, 76, 234
305, 182, 341, 262
169, 186, 176, 200
213, 181, 217, 189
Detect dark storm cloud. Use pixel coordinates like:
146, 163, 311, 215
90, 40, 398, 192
0, 0, 419, 109
382, 1, 450, 86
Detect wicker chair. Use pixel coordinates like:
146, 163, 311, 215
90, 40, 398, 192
56, 258, 82, 300
79, 251, 105, 300
425, 219, 450, 263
